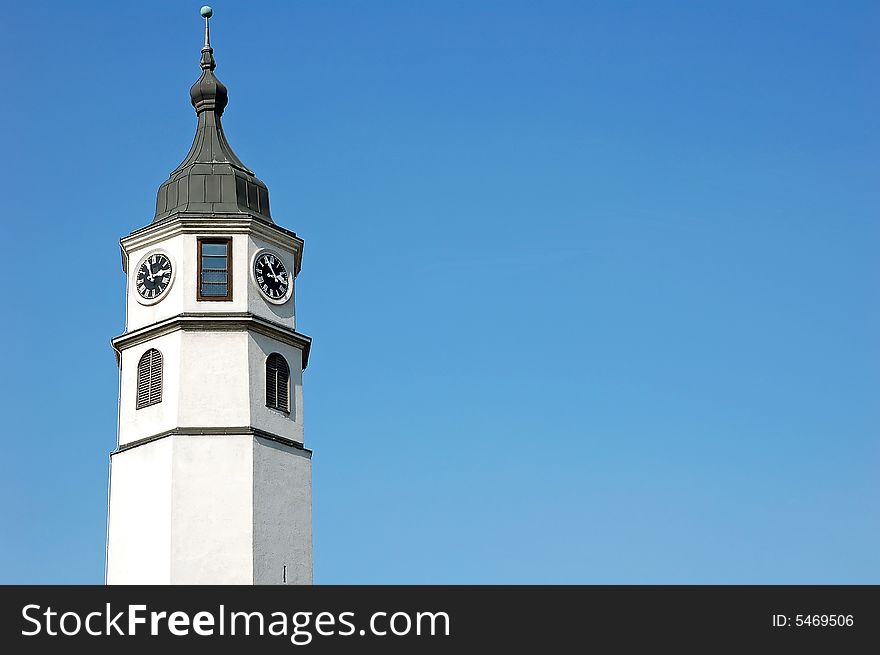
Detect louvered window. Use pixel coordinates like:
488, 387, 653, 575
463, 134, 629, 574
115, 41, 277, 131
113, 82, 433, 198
136, 348, 163, 409
266, 353, 290, 413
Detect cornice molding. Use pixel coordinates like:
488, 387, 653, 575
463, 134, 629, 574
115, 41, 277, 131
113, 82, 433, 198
112, 426, 312, 457
120, 214, 304, 276
111, 312, 311, 368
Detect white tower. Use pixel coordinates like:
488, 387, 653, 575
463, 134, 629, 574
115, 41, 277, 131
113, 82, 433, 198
106, 8, 313, 584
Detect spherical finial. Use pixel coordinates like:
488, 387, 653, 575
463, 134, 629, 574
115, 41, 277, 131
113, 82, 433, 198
200, 6, 213, 18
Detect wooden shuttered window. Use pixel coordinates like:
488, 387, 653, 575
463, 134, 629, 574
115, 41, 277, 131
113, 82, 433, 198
266, 353, 290, 413
136, 348, 163, 409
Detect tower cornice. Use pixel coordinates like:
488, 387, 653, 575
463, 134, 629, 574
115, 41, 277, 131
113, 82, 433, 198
111, 311, 311, 369
120, 214, 304, 276
111, 428, 313, 457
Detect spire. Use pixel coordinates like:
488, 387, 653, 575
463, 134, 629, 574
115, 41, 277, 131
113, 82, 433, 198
153, 6, 272, 224
190, 6, 227, 116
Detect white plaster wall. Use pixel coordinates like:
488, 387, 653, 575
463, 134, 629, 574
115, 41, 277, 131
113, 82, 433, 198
253, 438, 312, 584
177, 330, 251, 428
248, 332, 305, 444
108, 435, 311, 585
106, 439, 172, 584
125, 234, 187, 332
170, 435, 254, 584
118, 332, 182, 446
247, 234, 296, 329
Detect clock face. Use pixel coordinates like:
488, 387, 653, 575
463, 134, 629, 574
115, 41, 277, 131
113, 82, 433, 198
253, 251, 290, 302
136, 253, 173, 300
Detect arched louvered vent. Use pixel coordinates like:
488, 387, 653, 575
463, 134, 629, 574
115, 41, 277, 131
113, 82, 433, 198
266, 353, 290, 413
136, 349, 163, 409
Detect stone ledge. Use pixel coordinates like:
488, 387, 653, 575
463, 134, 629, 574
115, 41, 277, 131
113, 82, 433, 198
110, 312, 311, 368
112, 426, 312, 456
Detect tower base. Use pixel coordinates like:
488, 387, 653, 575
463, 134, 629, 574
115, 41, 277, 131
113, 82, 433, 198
106, 432, 312, 585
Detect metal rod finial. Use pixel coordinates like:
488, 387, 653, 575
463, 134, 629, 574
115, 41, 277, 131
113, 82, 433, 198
200, 6, 213, 49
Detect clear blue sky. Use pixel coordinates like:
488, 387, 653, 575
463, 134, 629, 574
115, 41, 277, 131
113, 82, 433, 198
0, 1, 877, 583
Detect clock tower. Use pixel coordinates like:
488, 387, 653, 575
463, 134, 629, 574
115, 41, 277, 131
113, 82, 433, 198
106, 8, 313, 584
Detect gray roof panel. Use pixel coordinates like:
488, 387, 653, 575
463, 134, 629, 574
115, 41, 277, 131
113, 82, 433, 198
153, 35, 272, 224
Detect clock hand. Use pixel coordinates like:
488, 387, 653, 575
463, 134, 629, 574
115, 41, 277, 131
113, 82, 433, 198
270, 263, 287, 284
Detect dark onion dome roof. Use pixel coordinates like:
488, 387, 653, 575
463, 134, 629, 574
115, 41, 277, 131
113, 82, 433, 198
154, 12, 272, 223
